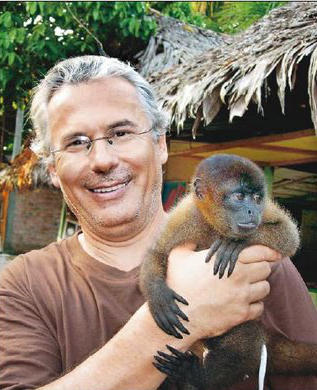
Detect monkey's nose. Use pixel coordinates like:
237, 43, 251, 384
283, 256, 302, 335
247, 209, 253, 215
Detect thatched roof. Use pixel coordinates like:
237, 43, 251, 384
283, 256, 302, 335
0, 148, 51, 192
150, 2, 317, 136
137, 8, 232, 77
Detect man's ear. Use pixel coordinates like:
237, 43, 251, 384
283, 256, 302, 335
158, 134, 168, 165
48, 164, 61, 188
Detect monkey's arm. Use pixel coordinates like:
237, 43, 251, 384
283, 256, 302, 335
140, 194, 213, 338
247, 200, 300, 257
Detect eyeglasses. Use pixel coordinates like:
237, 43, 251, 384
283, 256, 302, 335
50, 128, 153, 156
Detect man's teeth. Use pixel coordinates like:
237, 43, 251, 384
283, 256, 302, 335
92, 182, 127, 193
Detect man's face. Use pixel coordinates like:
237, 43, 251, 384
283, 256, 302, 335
48, 77, 168, 238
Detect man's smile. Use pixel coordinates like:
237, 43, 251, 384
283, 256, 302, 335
90, 182, 128, 193
86, 178, 132, 201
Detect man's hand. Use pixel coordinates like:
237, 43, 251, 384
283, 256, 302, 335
167, 244, 281, 341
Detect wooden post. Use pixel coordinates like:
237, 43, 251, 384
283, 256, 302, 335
4, 108, 24, 253
57, 200, 67, 240
11, 108, 24, 159
263, 166, 274, 198
0, 190, 9, 251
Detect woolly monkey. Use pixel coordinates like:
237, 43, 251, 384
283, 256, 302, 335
140, 154, 316, 389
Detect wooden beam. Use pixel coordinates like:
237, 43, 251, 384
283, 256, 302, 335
249, 144, 317, 156
169, 129, 316, 157
274, 175, 317, 188
271, 157, 317, 166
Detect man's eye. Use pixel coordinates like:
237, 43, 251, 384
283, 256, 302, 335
66, 137, 90, 148
114, 129, 134, 138
115, 131, 128, 138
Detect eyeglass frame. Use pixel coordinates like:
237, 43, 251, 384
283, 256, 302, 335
49, 127, 154, 156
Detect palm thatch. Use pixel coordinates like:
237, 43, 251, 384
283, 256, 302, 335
150, 2, 317, 136
0, 148, 51, 192
137, 8, 232, 77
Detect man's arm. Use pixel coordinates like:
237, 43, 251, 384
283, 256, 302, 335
228, 257, 317, 390
0, 245, 277, 390
262, 257, 317, 390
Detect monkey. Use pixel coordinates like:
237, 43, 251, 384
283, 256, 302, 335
139, 154, 317, 389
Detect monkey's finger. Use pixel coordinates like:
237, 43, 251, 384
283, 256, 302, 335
154, 355, 169, 365
216, 247, 230, 279
227, 256, 238, 277
157, 350, 181, 364
154, 354, 179, 368
155, 311, 180, 338
165, 308, 190, 336
172, 291, 189, 306
153, 362, 175, 377
206, 239, 222, 263
218, 241, 237, 278
218, 258, 230, 279
214, 243, 230, 278
171, 303, 189, 322
160, 309, 186, 339
213, 242, 228, 274
166, 345, 187, 358
227, 244, 245, 277
155, 354, 182, 372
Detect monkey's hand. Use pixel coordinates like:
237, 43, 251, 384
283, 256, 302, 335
205, 238, 247, 279
148, 278, 190, 339
153, 345, 205, 389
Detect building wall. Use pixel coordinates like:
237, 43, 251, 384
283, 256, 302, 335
5, 188, 63, 255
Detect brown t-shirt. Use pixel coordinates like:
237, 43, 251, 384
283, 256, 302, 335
0, 234, 317, 390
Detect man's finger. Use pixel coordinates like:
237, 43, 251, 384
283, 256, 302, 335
244, 261, 272, 283
247, 301, 265, 321
238, 245, 282, 264
249, 280, 271, 303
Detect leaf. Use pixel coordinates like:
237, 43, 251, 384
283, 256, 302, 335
2, 12, 12, 28
16, 28, 25, 44
28, 2, 38, 16
8, 52, 15, 66
134, 19, 140, 37
93, 7, 99, 21
9, 28, 16, 42
128, 18, 135, 35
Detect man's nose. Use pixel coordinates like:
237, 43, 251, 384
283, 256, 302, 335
88, 138, 119, 172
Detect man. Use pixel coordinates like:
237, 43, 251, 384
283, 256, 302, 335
0, 55, 316, 390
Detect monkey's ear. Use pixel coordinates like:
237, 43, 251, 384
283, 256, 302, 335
193, 178, 204, 200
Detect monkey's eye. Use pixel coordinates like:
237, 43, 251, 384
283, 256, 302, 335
234, 192, 244, 201
253, 194, 262, 204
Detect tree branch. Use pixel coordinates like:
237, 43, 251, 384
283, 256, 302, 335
65, 3, 107, 56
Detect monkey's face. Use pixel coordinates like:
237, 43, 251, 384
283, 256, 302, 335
194, 154, 267, 238
222, 184, 265, 238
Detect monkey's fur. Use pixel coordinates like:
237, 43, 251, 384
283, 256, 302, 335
140, 154, 317, 389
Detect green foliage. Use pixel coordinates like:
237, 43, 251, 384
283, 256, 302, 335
0, 2, 157, 108
151, 2, 217, 30
212, 1, 286, 34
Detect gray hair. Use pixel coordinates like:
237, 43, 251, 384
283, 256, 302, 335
30, 55, 169, 165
